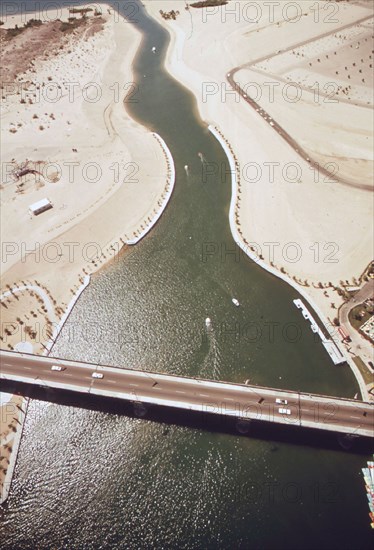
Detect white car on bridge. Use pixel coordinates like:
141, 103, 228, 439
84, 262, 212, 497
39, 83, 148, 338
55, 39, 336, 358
275, 398, 288, 405
51, 365, 66, 372
278, 408, 291, 415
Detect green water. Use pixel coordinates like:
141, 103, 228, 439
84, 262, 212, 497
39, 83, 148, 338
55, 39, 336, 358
0, 2, 372, 549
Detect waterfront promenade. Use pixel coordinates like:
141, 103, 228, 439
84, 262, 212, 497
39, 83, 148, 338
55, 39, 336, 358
1, 350, 373, 438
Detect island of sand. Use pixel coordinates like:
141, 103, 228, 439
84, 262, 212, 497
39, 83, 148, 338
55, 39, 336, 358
0, 6, 175, 502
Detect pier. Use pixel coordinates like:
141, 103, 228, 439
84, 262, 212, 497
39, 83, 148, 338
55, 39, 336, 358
293, 299, 346, 365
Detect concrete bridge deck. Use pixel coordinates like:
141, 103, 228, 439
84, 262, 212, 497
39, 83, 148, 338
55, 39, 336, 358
0, 350, 373, 438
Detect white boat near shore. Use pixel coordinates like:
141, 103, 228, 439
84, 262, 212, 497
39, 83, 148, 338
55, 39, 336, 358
293, 299, 346, 365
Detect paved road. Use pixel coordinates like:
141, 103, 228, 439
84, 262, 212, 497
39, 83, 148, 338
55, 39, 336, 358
1, 350, 373, 437
226, 12, 374, 192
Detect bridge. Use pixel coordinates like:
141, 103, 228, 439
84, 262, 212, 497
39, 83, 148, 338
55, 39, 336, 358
0, 350, 373, 438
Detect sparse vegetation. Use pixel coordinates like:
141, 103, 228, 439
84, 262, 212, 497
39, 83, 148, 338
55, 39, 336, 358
190, 0, 228, 7
69, 7, 93, 15
5, 18, 42, 37
349, 301, 373, 331
60, 17, 87, 33
159, 9, 180, 20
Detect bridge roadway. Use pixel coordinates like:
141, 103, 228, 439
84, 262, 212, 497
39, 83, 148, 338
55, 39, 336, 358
0, 350, 373, 437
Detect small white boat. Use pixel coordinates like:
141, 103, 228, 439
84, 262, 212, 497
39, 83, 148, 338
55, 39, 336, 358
232, 298, 240, 307
205, 317, 212, 328
311, 324, 318, 333
152, 46, 156, 53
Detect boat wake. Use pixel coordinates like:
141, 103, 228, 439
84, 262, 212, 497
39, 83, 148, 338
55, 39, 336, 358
198, 151, 207, 164
201, 318, 221, 380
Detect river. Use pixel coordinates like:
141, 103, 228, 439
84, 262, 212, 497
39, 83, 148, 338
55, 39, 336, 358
0, 1, 372, 549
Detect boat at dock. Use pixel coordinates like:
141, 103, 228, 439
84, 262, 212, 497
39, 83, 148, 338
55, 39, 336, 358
362, 457, 374, 528
293, 299, 346, 365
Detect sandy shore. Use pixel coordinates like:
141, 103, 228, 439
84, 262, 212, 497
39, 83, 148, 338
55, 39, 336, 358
0, 5, 175, 501
144, 1, 373, 391
0, 393, 28, 505
1, 7, 175, 351
209, 123, 369, 401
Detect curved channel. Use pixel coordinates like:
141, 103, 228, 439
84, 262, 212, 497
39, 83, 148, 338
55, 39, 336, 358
0, 2, 371, 549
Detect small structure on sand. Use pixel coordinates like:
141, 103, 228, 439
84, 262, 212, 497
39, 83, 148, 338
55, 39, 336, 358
29, 198, 53, 216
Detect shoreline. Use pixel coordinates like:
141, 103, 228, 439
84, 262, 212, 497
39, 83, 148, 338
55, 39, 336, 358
143, 0, 372, 397
143, 1, 373, 298
0, 7, 175, 504
0, 10, 175, 349
46, 275, 91, 354
0, 397, 29, 506
0, 274, 91, 504
1, 0, 372, 507
208, 124, 369, 401
126, 132, 176, 245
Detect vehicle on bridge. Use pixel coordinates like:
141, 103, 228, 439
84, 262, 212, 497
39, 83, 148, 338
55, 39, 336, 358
51, 365, 66, 372
279, 408, 291, 415
276, 398, 288, 405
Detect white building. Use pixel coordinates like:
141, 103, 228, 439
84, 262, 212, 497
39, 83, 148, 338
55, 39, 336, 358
29, 198, 53, 216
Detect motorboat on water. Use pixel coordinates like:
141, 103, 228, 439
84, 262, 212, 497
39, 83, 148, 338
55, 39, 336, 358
232, 298, 240, 307
205, 317, 212, 328
361, 456, 374, 528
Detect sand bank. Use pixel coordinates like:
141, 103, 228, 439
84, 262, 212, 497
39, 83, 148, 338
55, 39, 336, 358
0, 5, 175, 501
209, 124, 368, 400
1, 7, 175, 351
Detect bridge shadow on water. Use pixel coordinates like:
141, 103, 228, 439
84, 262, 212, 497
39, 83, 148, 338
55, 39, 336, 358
2, 379, 373, 455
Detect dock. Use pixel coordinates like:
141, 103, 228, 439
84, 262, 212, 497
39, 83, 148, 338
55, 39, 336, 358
293, 299, 346, 365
